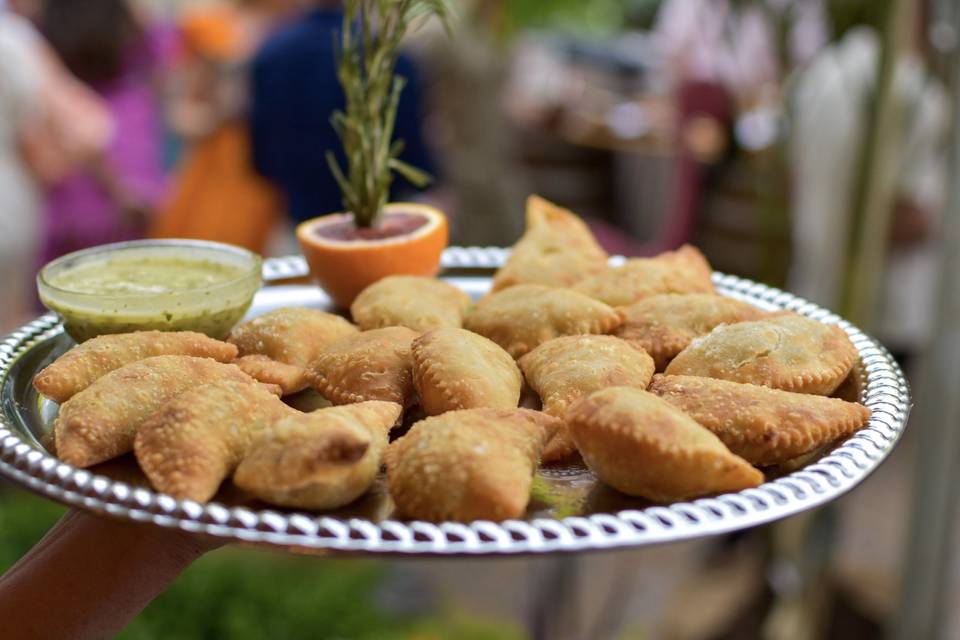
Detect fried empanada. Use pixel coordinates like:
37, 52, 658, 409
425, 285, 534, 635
491, 195, 608, 292
464, 284, 621, 358
665, 314, 858, 395
386, 408, 560, 522
305, 326, 418, 406
234, 355, 308, 396
351, 276, 471, 331
228, 307, 359, 394
613, 294, 768, 370
412, 328, 522, 415
55, 356, 261, 468
33, 331, 238, 403
648, 375, 872, 466
567, 387, 763, 501
519, 335, 655, 462
134, 378, 293, 502
234, 401, 402, 509
573, 245, 714, 307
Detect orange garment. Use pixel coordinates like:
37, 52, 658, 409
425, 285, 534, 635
151, 7, 279, 254
152, 124, 278, 252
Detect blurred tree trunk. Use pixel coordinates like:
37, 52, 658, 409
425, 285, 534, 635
415, 11, 528, 246
765, 2, 912, 639
890, 3, 960, 637
840, 0, 914, 326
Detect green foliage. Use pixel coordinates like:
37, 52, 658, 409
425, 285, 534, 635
825, 0, 887, 36
328, 0, 451, 228
0, 489, 521, 639
500, 0, 658, 36
0, 488, 65, 569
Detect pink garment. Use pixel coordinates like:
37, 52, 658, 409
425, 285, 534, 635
41, 26, 172, 262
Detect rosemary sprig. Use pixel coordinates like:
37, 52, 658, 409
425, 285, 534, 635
327, 0, 451, 228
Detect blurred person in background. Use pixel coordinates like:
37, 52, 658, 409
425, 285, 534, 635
652, 0, 826, 250
151, 0, 298, 254
0, 1, 112, 330
0, 6, 42, 330
788, 24, 948, 365
37, 0, 169, 263
250, 0, 435, 225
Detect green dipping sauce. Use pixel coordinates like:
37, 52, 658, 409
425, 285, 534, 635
49, 257, 246, 295
40, 252, 261, 342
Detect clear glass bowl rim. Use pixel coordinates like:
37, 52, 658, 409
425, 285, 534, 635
37, 239, 263, 300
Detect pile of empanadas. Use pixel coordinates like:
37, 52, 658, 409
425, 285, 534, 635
35, 195, 871, 523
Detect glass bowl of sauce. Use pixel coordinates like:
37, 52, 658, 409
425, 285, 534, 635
37, 240, 262, 342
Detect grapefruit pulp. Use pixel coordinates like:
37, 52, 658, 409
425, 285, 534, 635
296, 203, 448, 308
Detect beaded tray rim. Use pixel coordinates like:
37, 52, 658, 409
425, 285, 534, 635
0, 249, 911, 556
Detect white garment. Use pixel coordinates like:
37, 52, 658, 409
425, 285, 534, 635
653, 0, 827, 100
788, 27, 949, 348
0, 12, 41, 329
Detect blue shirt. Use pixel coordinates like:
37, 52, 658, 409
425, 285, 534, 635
250, 8, 434, 223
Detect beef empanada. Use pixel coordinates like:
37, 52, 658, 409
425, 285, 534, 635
573, 245, 714, 307
665, 314, 858, 395
305, 326, 418, 406
234, 401, 402, 509
567, 386, 763, 502
412, 328, 522, 415
351, 276, 471, 331
33, 331, 239, 404
613, 294, 767, 370
55, 356, 263, 468
386, 408, 560, 522
135, 378, 293, 502
491, 195, 608, 292
649, 375, 872, 466
464, 284, 621, 358
519, 335, 655, 461
228, 307, 359, 394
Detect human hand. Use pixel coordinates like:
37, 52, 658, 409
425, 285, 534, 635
0, 508, 221, 639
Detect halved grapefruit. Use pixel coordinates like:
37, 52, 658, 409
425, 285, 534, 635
296, 203, 448, 308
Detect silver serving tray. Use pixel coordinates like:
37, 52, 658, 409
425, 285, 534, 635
0, 249, 911, 556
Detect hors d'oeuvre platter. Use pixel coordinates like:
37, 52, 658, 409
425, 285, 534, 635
0, 198, 910, 556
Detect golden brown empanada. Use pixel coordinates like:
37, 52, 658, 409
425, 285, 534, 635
134, 378, 293, 502
491, 195, 608, 292
519, 335, 655, 462
464, 284, 621, 358
649, 375, 872, 466
573, 245, 714, 307
567, 386, 763, 501
613, 293, 768, 370
665, 314, 858, 395
33, 331, 238, 404
386, 408, 560, 522
412, 328, 522, 415
234, 401, 402, 509
351, 276, 471, 331
305, 326, 418, 406
228, 307, 359, 394
234, 355, 308, 396
55, 356, 262, 468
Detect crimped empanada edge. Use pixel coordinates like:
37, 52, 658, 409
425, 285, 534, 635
410, 341, 469, 412
761, 403, 871, 463
766, 345, 859, 395
306, 370, 382, 405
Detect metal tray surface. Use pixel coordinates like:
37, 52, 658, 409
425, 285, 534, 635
0, 249, 911, 555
